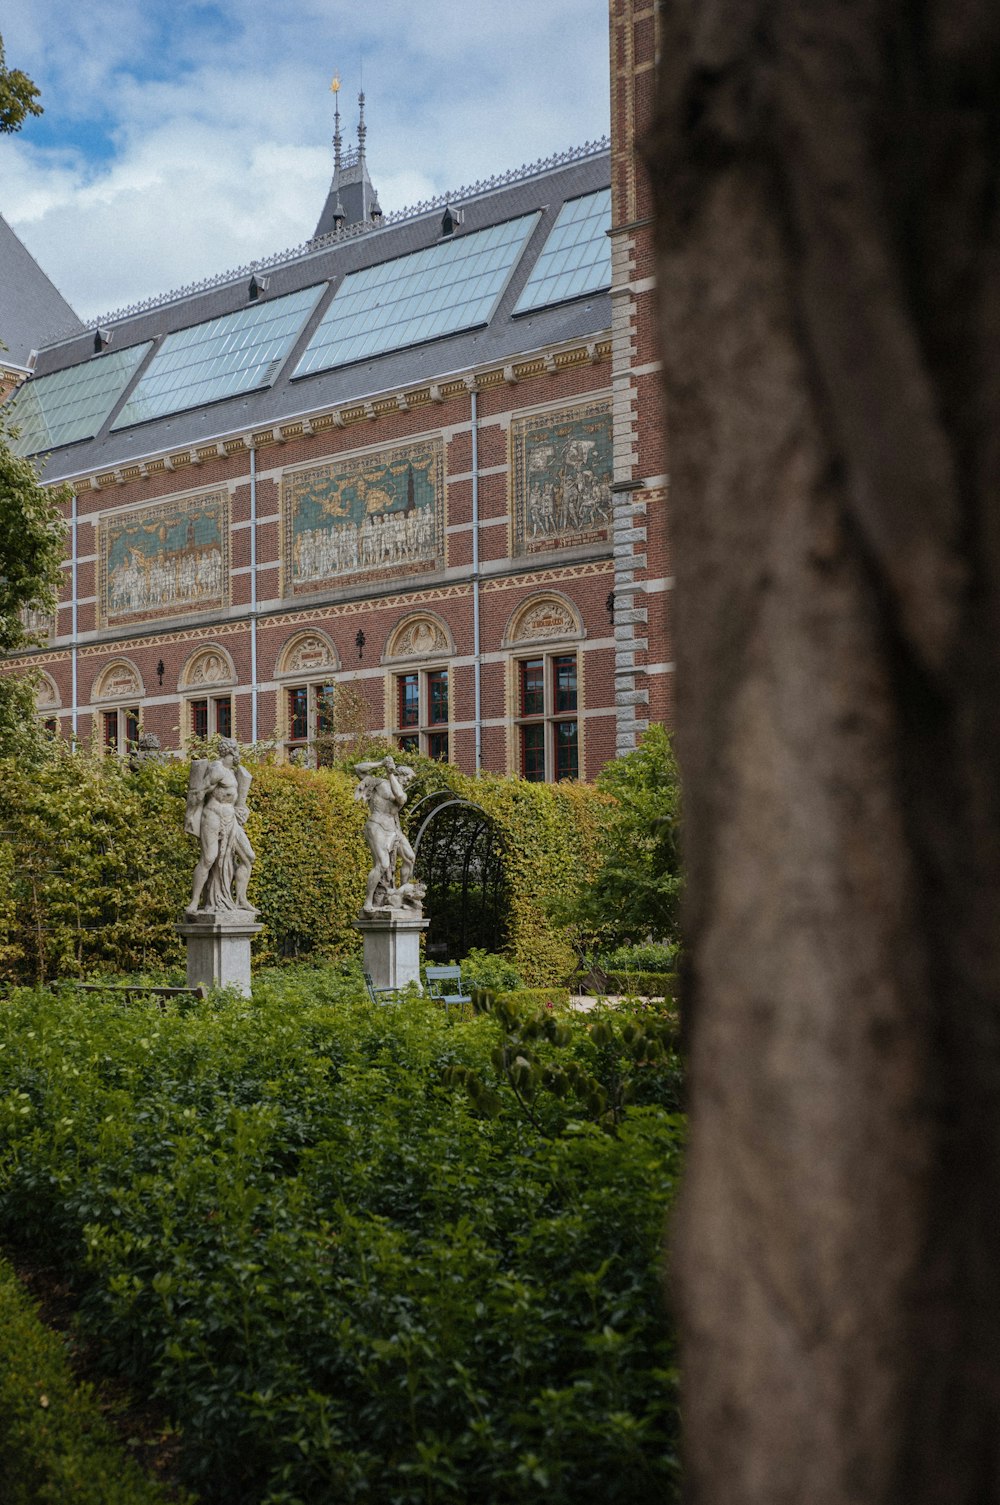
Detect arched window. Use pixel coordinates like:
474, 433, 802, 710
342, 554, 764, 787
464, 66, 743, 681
34, 673, 61, 738
383, 614, 455, 762
275, 631, 341, 763
503, 595, 584, 781
179, 645, 237, 744
92, 660, 144, 754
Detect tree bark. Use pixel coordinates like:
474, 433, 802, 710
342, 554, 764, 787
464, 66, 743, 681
645, 2, 1000, 1500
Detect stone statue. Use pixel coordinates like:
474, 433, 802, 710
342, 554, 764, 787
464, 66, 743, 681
185, 738, 256, 916
129, 731, 166, 770
354, 755, 425, 915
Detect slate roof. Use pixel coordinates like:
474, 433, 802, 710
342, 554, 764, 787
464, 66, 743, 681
16, 143, 611, 483
0, 213, 84, 369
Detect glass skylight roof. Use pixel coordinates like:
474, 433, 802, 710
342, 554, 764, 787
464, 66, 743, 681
513, 189, 611, 314
294, 212, 540, 378
3, 343, 152, 456
113, 285, 323, 429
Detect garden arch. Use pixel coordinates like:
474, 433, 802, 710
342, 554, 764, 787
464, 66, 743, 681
409, 792, 508, 960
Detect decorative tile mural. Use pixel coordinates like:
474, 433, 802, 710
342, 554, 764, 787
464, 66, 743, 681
98, 492, 228, 628
511, 399, 613, 555
282, 439, 444, 597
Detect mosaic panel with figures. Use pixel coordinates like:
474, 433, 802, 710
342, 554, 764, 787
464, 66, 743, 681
511, 400, 613, 556
98, 492, 228, 629
282, 438, 444, 598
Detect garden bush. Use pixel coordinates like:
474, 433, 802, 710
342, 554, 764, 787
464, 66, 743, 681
0, 1253, 179, 1504
496, 985, 571, 1012
600, 943, 677, 974
603, 972, 680, 1001
454, 947, 522, 994
557, 725, 682, 954
0, 970, 683, 1503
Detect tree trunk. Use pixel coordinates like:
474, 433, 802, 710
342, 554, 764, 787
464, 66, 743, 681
645, 2, 1000, 1500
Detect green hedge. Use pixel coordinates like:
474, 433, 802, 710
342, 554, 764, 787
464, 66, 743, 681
496, 986, 571, 1011
603, 972, 680, 1000
0, 1255, 178, 1505
0, 750, 607, 984
0, 974, 684, 1502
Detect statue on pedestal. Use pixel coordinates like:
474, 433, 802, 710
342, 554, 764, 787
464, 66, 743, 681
185, 738, 257, 916
354, 755, 425, 915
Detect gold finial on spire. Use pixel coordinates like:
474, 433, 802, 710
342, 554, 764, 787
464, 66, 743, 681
330, 73, 341, 93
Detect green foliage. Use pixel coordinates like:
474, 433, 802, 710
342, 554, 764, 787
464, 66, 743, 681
0, 748, 190, 982
604, 973, 679, 1001
601, 943, 676, 973
0, 34, 42, 133
0, 974, 683, 1502
458, 947, 522, 994
495, 986, 571, 1012
0, 1254, 177, 1504
246, 763, 367, 966
563, 725, 683, 952
398, 761, 606, 983
0, 415, 71, 760
460, 990, 683, 1136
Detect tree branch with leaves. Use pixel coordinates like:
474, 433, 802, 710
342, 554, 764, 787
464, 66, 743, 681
0, 34, 41, 134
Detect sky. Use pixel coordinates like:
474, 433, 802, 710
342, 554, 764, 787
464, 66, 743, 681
0, 1, 611, 325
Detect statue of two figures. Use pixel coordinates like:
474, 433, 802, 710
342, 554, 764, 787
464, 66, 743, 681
354, 756, 426, 916
185, 738, 257, 918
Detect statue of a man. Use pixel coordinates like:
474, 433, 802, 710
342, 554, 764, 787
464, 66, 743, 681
185, 738, 256, 916
354, 755, 418, 914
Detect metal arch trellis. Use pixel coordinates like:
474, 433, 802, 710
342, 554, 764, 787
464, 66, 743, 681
407, 793, 507, 961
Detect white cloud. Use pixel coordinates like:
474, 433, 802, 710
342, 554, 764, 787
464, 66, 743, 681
0, 0, 610, 320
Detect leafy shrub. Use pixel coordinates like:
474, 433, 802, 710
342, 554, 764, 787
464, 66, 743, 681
457, 947, 522, 993
604, 972, 679, 1001
0, 1254, 179, 1504
246, 763, 366, 965
0, 973, 683, 1502
559, 725, 682, 952
456, 991, 683, 1133
495, 985, 571, 1011
601, 943, 676, 973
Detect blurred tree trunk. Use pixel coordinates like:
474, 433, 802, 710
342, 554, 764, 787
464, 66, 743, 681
645, 2, 1000, 1501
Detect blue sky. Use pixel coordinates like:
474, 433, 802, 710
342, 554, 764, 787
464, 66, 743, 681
0, 1, 611, 322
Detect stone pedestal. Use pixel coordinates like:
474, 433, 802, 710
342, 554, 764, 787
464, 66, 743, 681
355, 910, 429, 993
176, 910, 263, 998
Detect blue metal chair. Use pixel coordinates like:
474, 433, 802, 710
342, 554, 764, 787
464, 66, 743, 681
424, 964, 472, 1019
364, 971, 400, 1006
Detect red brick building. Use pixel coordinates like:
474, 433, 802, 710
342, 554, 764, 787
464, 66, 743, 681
3, 4, 667, 780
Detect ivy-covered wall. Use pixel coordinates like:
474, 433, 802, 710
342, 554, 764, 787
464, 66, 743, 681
0, 751, 606, 985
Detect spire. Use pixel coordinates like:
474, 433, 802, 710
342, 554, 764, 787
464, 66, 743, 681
331, 73, 342, 173
311, 74, 382, 240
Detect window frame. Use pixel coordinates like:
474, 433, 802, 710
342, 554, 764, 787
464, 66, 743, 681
284, 679, 338, 764
188, 695, 232, 744
392, 664, 450, 762
515, 650, 580, 782
101, 704, 141, 756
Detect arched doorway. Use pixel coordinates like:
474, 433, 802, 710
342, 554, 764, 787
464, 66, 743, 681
409, 793, 507, 961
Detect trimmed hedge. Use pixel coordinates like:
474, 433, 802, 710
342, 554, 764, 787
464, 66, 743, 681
496, 986, 572, 1011
0, 975, 684, 1502
0, 1255, 178, 1505
603, 971, 680, 1001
